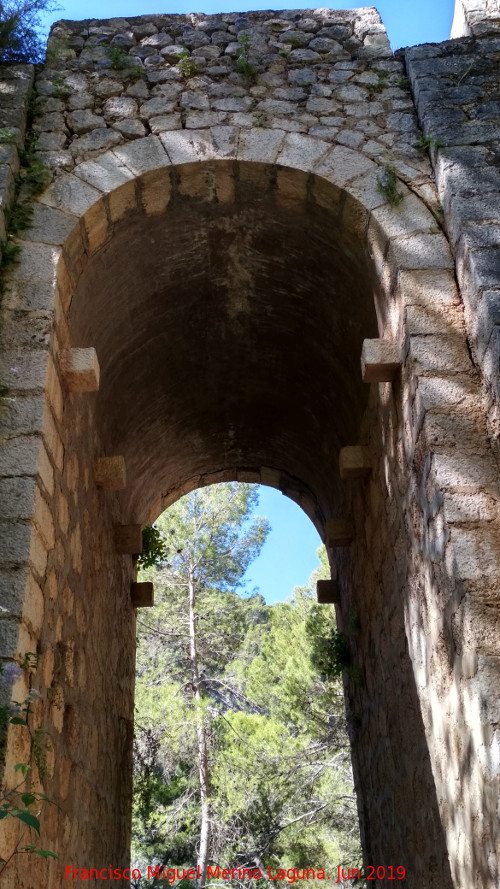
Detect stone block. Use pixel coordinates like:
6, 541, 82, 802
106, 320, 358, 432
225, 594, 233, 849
114, 525, 143, 555
108, 180, 137, 224
84, 198, 110, 253
93, 456, 127, 490
389, 233, 454, 270
361, 338, 400, 383
316, 578, 340, 604
0, 520, 32, 564
61, 347, 100, 392
408, 334, 470, 376
236, 469, 261, 483
447, 528, 500, 581
113, 135, 170, 176
259, 466, 281, 488
276, 132, 330, 171
0, 566, 29, 617
0, 477, 36, 519
18, 203, 77, 247
398, 269, 459, 309
339, 446, 371, 479
160, 129, 216, 164
73, 152, 135, 194
315, 144, 376, 187
325, 518, 354, 547
131, 581, 154, 607
460, 651, 478, 679
432, 452, 497, 490
0, 618, 21, 658
0, 436, 41, 478
234, 128, 285, 164
39, 172, 102, 217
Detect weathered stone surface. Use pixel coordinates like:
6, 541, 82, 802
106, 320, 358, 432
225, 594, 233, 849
61, 347, 100, 392
1, 6, 500, 889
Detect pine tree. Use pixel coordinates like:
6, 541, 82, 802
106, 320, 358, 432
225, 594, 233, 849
133, 484, 269, 887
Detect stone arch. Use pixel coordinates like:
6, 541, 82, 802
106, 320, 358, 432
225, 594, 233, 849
0, 132, 498, 888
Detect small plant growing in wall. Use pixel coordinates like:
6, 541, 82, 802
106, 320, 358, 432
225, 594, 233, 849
105, 43, 128, 70
136, 526, 169, 570
366, 69, 388, 100
414, 132, 442, 154
177, 45, 197, 79
50, 73, 71, 100
307, 606, 363, 685
0, 654, 57, 875
0, 86, 52, 283
376, 164, 404, 207
237, 33, 257, 85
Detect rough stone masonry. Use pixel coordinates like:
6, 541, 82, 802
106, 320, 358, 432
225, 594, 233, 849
0, 0, 499, 887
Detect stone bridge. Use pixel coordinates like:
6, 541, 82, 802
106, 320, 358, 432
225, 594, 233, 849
0, 0, 499, 886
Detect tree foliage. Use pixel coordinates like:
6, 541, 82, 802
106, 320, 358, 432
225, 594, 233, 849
132, 485, 361, 888
0, 0, 55, 63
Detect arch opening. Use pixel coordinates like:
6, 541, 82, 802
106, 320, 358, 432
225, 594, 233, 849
131, 480, 360, 880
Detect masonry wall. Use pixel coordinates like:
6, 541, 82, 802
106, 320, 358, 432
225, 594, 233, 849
0, 5, 499, 889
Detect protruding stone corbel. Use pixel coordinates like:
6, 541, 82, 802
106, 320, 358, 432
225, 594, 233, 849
131, 582, 154, 607
316, 579, 340, 604
325, 518, 354, 547
361, 339, 400, 383
62, 348, 100, 392
115, 525, 143, 555
339, 446, 372, 480
460, 651, 478, 679
94, 456, 127, 490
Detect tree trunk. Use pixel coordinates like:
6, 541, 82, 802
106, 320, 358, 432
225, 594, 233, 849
188, 568, 211, 889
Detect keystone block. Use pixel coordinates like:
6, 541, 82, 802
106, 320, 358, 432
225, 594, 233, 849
94, 456, 127, 490
131, 582, 154, 607
114, 525, 143, 555
325, 519, 354, 547
316, 579, 340, 604
339, 446, 372, 480
361, 339, 400, 383
62, 348, 100, 392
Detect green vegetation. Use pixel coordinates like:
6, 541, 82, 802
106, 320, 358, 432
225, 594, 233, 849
282, 33, 305, 48
137, 526, 169, 570
0, 86, 51, 278
132, 485, 361, 888
376, 164, 404, 207
50, 73, 71, 99
0, 0, 55, 63
106, 43, 128, 70
452, 63, 474, 85
366, 70, 388, 100
0, 128, 17, 143
177, 46, 197, 79
252, 114, 266, 128
236, 33, 257, 85
0, 654, 57, 876
414, 132, 443, 154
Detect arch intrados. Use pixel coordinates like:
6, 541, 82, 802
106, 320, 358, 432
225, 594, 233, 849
20, 141, 450, 531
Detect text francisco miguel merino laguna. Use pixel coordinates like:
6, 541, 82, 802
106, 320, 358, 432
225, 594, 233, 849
65, 864, 392, 883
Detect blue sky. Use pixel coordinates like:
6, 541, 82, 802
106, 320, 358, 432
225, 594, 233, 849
246, 487, 322, 603
38, 0, 456, 602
